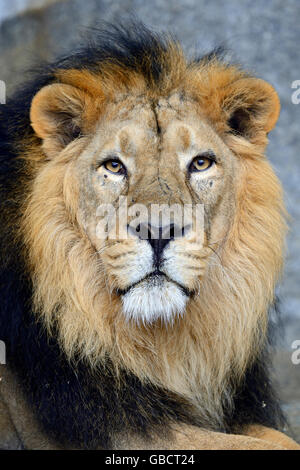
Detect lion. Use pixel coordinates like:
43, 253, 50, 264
0, 23, 299, 450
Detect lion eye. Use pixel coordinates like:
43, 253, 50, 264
189, 155, 215, 173
103, 159, 125, 175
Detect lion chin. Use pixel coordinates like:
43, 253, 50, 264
120, 273, 189, 324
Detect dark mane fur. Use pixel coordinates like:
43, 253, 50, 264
0, 22, 285, 449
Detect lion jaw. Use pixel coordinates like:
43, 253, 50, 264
121, 274, 188, 324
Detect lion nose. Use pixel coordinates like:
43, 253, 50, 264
147, 224, 174, 262
137, 223, 186, 265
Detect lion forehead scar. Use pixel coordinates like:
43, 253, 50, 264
116, 121, 159, 159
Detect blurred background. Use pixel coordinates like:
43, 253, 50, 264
0, 0, 299, 441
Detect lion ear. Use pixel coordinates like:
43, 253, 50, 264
221, 77, 280, 142
30, 83, 93, 157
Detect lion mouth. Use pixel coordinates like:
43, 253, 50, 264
116, 269, 192, 297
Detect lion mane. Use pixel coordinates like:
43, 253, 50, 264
0, 23, 292, 449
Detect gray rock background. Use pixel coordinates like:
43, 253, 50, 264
0, 0, 299, 443
0, 0, 61, 23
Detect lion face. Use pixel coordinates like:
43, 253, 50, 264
71, 92, 237, 323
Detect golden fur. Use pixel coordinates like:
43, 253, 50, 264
21, 40, 287, 430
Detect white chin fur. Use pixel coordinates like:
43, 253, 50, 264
121, 277, 188, 324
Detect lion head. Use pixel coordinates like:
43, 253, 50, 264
12, 25, 285, 424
